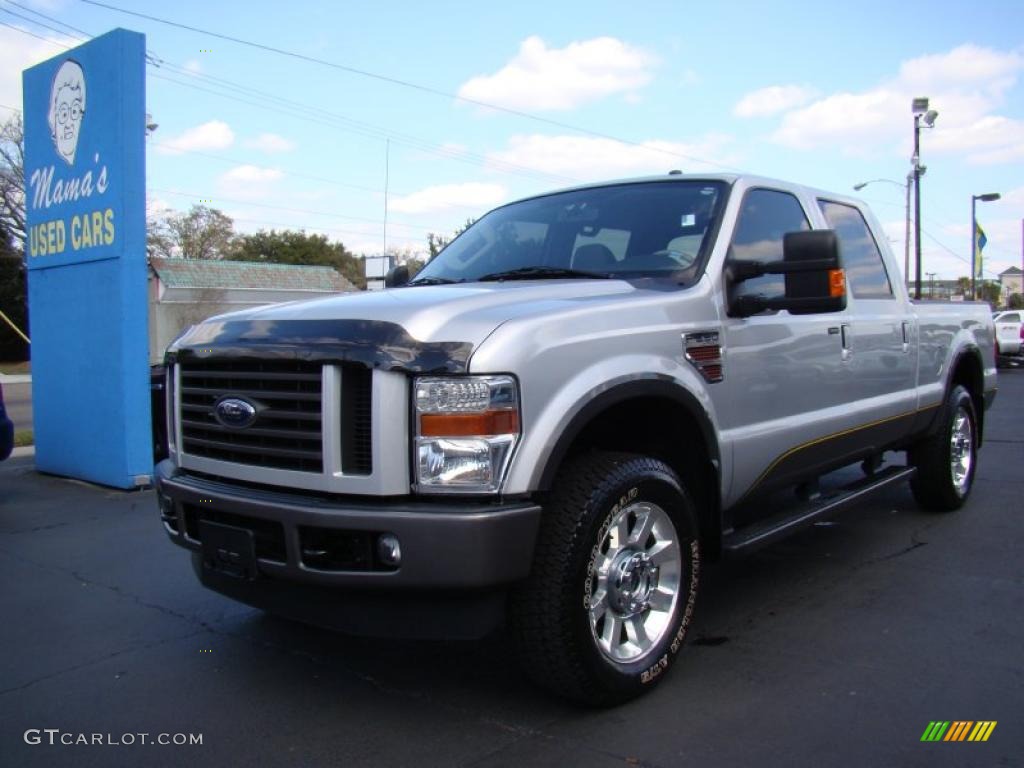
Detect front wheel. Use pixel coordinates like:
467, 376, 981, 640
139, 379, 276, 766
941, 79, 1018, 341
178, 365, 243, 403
909, 384, 978, 511
510, 452, 701, 705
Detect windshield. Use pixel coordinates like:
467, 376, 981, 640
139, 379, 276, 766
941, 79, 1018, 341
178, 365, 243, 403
412, 181, 727, 284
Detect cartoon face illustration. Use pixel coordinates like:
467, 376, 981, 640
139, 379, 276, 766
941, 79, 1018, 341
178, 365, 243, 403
48, 60, 86, 166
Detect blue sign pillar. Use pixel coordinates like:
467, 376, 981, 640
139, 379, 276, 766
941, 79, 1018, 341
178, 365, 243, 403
22, 29, 151, 489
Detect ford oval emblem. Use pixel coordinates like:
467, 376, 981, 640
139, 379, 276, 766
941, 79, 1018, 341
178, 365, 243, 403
213, 397, 258, 429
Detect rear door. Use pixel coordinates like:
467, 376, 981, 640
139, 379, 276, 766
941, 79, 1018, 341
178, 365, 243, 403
816, 199, 918, 424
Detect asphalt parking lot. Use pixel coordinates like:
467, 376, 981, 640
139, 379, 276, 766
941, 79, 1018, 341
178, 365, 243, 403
1, 370, 1022, 768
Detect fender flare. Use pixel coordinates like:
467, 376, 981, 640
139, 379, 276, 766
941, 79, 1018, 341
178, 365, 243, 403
536, 376, 720, 491
938, 344, 986, 442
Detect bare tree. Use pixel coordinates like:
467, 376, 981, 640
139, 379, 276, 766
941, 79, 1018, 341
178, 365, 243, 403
148, 205, 237, 260
0, 114, 25, 248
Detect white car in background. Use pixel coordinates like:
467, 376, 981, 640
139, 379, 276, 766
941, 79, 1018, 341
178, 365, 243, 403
993, 310, 1023, 361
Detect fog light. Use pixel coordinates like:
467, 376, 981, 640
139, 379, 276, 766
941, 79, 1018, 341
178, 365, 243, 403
377, 534, 401, 567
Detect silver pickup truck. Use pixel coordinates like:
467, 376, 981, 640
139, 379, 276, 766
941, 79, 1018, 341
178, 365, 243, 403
155, 173, 996, 705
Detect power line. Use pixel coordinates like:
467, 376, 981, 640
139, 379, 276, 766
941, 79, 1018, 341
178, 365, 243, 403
148, 187, 437, 233
857, 191, 1009, 278
145, 142, 487, 216
4, 0, 92, 38
5, 3, 578, 186
147, 70, 575, 185
0, 17, 73, 45
0, 4, 86, 41
81, 0, 738, 172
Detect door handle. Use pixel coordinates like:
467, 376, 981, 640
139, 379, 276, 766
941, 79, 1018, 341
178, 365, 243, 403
840, 323, 852, 362
901, 321, 911, 353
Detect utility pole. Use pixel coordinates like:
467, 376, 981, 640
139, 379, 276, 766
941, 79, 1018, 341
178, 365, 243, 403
904, 171, 912, 284
911, 98, 937, 300
383, 138, 390, 260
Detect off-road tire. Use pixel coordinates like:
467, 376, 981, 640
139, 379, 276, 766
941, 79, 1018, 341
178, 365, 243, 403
510, 452, 701, 706
909, 384, 978, 511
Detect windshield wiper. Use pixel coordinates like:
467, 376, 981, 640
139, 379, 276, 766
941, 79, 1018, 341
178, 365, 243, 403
407, 276, 462, 285
478, 266, 610, 282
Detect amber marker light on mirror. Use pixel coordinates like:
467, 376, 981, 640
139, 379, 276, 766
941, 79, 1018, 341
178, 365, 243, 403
830, 269, 847, 298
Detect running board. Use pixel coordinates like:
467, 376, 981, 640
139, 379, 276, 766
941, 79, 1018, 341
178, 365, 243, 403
722, 466, 917, 556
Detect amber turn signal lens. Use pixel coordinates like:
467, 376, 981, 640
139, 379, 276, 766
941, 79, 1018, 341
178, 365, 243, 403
420, 410, 520, 437
829, 269, 846, 298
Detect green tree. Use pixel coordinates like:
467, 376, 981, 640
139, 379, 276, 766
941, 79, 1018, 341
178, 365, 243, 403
426, 218, 475, 261
977, 280, 1001, 308
955, 276, 971, 297
1008, 293, 1024, 310
148, 205, 237, 260
0, 113, 25, 248
232, 229, 365, 289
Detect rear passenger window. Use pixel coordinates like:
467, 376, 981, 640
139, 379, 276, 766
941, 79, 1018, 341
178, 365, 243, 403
728, 189, 810, 304
818, 200, 893, 299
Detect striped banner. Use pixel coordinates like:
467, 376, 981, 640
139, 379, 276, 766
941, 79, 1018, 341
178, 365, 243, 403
921, 721, 997, 742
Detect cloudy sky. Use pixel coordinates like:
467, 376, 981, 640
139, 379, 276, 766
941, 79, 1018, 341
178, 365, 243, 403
2, 0, 1023, 280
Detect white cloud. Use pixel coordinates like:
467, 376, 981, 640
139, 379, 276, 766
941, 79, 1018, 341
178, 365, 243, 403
183, 59, 202, 74
928, 116, 1024, 165
217, 165, 283, 200
390, 183, 507, 214
769, 45, 1024, 162
158, 120, 234, 154
0, 26, 77, 112
897, 45, 1023, 91
243, 133, 296, 153
734, 85, 817, 118
487, 133, 736, 181
457, 36, 655, 111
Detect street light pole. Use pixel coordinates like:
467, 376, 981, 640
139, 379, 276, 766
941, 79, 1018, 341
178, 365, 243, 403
971, 192, 1001, 300
913, 112, 922, 300
911, 98, 937, 301
904, 171, 913, 286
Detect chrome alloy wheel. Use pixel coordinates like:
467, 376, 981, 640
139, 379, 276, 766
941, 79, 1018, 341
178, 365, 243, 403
950, 405, 974, 495
588, 501, 681, 664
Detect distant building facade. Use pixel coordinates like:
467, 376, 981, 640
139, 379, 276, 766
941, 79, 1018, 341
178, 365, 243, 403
999, 266, 1022, 301
148, 258, 356, 363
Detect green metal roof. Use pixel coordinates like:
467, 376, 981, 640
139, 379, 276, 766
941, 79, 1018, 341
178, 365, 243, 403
150, 257, 354, 291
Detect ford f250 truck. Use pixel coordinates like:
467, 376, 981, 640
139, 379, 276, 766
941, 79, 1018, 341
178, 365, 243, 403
155, 173, 997, 704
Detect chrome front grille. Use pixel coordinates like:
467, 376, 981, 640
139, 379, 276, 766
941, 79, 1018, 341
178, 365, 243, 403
179, 360, 324, 473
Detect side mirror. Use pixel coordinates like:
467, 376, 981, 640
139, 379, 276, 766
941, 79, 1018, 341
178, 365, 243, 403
384, 264, 409, 288
727, 230, 847, 317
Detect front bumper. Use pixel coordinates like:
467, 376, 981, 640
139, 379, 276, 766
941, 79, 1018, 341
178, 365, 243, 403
155, 460, 542, 591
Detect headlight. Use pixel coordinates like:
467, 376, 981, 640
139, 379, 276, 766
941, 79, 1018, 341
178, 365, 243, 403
413, 375, 519, 494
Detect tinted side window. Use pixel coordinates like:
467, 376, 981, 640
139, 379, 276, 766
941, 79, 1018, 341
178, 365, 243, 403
729, 189, 810, 300
818, 200, 893, 298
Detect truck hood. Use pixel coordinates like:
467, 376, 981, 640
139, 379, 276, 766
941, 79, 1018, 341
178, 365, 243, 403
169, 280, 637, 373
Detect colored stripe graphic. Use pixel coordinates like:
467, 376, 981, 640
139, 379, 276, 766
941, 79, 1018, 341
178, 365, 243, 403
921, 722, 950, 741
921, 721, 996, 742
945, 721, 972, 741
968, 722, 997, 742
